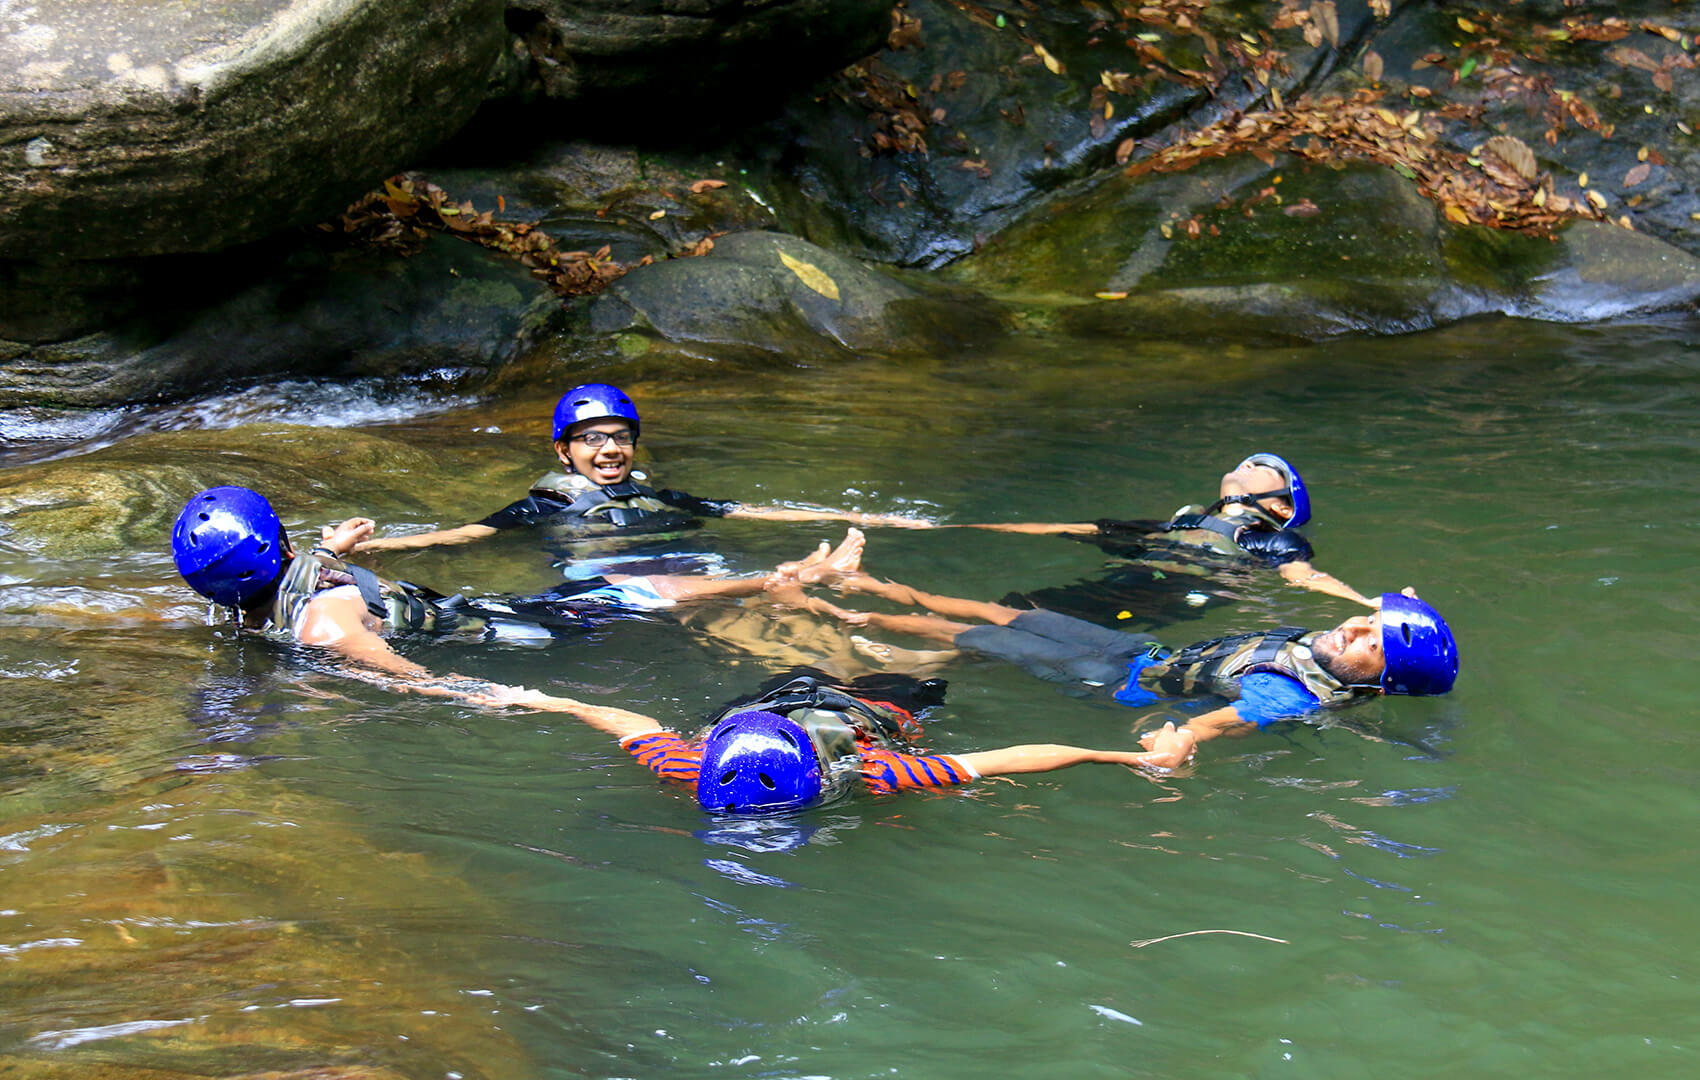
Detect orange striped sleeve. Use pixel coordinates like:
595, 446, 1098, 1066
620, 731, 703, 788
857, 746, 976, 793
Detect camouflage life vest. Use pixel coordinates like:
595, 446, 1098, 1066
269, 550, 462, 637
529, 470, 697, 536
1162, 500, 1291, 558
1136, 627, 1366, 709
701, 676, 917, 774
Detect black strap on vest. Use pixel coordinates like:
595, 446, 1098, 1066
719, 675, 906, 743
343, 563, 431, 629
1165, 512, 1243, 542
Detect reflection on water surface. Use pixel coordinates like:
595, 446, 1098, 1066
2, 315, 1699, 1078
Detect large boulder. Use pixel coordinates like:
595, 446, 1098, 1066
0, 234, 564, 411
584, 230, 1007, 363
732, 0, 1405, 267
944, 155, 1700, 342
506, 0, 889, 115
0, 0, 509, 339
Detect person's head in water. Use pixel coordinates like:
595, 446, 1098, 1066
552, 383, 640, 486
1218, 452, 1310, 528
695, 709, 825, 814
171, 486, 291, 608
1310, 593, 1458, 695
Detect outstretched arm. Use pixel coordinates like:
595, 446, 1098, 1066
1278, 560, 1375, 607
1136, 706, 1254, 761
958, 724, 1195, 776
355, 522, 498, 553
724, 505, 935, 529
943, 521, 1099, 535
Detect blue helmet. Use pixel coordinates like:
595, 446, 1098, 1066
171, 486, 286, 607
696, 710, 822, 814
1238, 452, 1311, 529
552, 383, 640, 442
1379, 593, 1459, 696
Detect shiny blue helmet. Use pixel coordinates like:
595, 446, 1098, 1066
696, 710, 823, 814
1238, 452, 1311, 528
551, 383, 640, 442
1237, 452, 1312, 527
1379, 593, 1459, 696
171, 486, 286, 607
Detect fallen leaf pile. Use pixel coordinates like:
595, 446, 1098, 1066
1127, 89, 1618, 234
326, 176, 722, 297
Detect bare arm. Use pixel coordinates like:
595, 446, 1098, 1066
1136, 705, 1254, 763
944, 521, 1100, 535
1277, 560, 1376, 607
724, 506, 935, 529
355, 522, 498, 553
958, 724, 1195, 776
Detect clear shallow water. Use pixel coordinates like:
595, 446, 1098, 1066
2, 315, 1699, 1078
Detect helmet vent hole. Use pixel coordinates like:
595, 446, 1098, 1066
759, 773, 777, 790
1401, 624, 1414, 646
780, 730, 798, 749
198, 512, 210, 522
716, 768, 738, 786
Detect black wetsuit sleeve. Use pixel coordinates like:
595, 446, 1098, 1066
655, 489, 740, 518
1234, 527, 1315, 567
476, 493, 575, 530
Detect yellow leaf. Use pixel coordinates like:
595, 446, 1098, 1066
779, 251, 840, 300
1577, 172, 1589, 187
1376, 107, 1401, 126
1586, 189, 1608, 209
1095, 291, 1129, 300
648, 209, 666, 220
1457, 16, 1477, 32
1444, 203, 1471, 224
1033, 43, 1064, 75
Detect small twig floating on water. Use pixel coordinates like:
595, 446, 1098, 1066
1129, 929, 1290, 948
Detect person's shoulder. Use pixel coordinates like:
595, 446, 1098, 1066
1232, 670, 1322, 726
1237, 525, 1313, 565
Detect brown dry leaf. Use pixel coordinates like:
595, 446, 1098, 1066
1115, 138, 1136, 164
689, 180, 728, 194
1313, 1, 1339, 47
1623, 162, 1651, 187
778, 251, 841, 300
1363, 50, 1384, 83
1606, 45, 1662, 73
1284, 198, 1321, 217
1653, 69, 1674, 93
1481, 134, 1538, 182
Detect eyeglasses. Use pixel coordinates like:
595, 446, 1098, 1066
570, 430, 635, 448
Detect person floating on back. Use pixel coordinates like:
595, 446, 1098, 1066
355, 382, 928, 553
541, 671, 1192, 814
170, 486, 866, 710
953, 453, 1374, 610
799, 568, 1458, 769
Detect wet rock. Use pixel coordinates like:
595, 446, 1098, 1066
0, 0, 507, 262
732, 0, 1391, 268
1319, 0, 1700, 259
0, 235, 564, 410
584, 230, 1007, 362
944, 155, 1700, 343
506, 0, 888, 117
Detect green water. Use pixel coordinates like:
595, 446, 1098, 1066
3, 315, 1698, 1078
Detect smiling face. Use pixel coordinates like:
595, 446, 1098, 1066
1310, 612, 1386, 688
1219, 459, 1294, 522
556, 418, 636, 485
